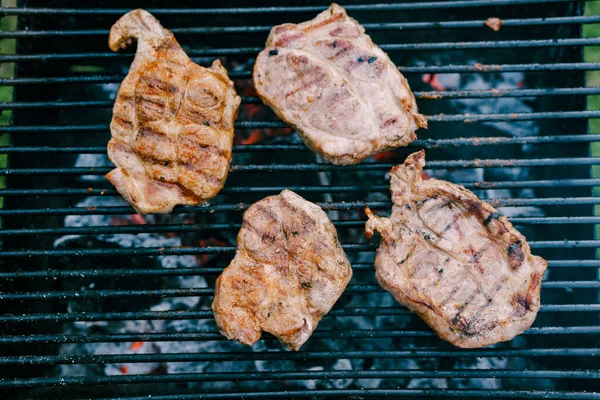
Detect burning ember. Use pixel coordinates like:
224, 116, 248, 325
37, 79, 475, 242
236, 79, 294, 145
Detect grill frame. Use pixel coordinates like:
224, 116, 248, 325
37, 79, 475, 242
1, 0, 600, 398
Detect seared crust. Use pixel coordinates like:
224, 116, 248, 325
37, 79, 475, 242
212, 190, 352, 351
253, 3, 426, 165
365, 150, 548, 348
107, 9, 241, 214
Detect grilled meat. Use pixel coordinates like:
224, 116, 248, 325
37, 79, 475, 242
253, 3, 426, 165
106, 9, 240, 214
365, 151, 548, 348
212, 190, 352, 351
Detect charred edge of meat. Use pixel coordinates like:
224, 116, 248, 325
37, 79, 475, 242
483, 211, 501, 226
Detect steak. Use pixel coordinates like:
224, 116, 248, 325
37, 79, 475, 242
253, 3, 426, 165
212, 190, 352, 351
106, 9, 240, 214
365, 151, 548, 348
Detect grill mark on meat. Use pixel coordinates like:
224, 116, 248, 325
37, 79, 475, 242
512, 292, 529, 318
333, 44, 352, 58
273, 32, 303, 47
138, 98, 166, 114
440, 284, 461, 306
179, 162, 222, 187
507, 240, 525, 270
443, 214, 461, 232
244, 219, 279, 246
181, 140, 227, 159
114, 116, 133, 130
383, 117, 398, 128
450, 292, 478, 332
284, 75, 324, 100
301, 12, 345, 32
140, 75, 168, 91
117, 94, 135, 103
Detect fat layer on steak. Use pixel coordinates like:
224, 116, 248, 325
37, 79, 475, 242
365, 150, 548, 348
253, 3, 426, 165
212, 190, 352, 351
106, 9, 240, 214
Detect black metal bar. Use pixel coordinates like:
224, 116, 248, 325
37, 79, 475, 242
2, 88, 600, 111
3, 157, 600, 176
0, 297, 589, 324
0, 238, 597, 258
2, 135, 600, 155
2, 370, 599, 388
95, 390, 600, 400
2, 63, 600, 87
2, 38, 600, 63
0, 280, 598, 300
398, 62, 600, 73
1, 197, 598, 217
0, 200, 389, 217
92, 390, 600, 400
0, 1, 582, 15
3, 347, 600, 367
4, 16, 600, 38
0, 285, 384, 302
2, 111, 599, 135
2, 177, 600, 198
1, 215, 598, 239
0, 261, 592, 281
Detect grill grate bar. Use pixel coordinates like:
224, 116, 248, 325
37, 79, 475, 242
88, 390, 600, 400
3, 63, 600, 85
1, 216, 599, 238
2, 88, 600, 110
3, 135, 600, 153
0, 1, 584, 15
0, 304, 595, 326
0, 239, 596, 258
91, 389, 600, 399
3, 16, 599, 38
0, 145, 309, 153
0, 262, 593, 281
3, 110, 599, 134
1, 299, 596, 324
3, 370, 600, 388
1, 197, 598, 217
3, 38, 600, 62
1, 285, 598, 301
3, 345, 600, 366
4, 157, 600, 176
2, 178, 600, 197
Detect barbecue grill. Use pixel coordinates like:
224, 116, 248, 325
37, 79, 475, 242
1, 0, 600, 398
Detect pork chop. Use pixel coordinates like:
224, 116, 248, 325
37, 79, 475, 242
106, 9, 240, 214
212, 190, 352, 351
365, 151, 548, 348
253, 3, 426, 165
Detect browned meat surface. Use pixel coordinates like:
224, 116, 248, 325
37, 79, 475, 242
253, 3, 426, 165
106, 9, 240, 214
365, 151, 548, 348
212, 190, 352, 351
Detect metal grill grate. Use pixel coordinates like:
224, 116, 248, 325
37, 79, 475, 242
1, 0, 600, 399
